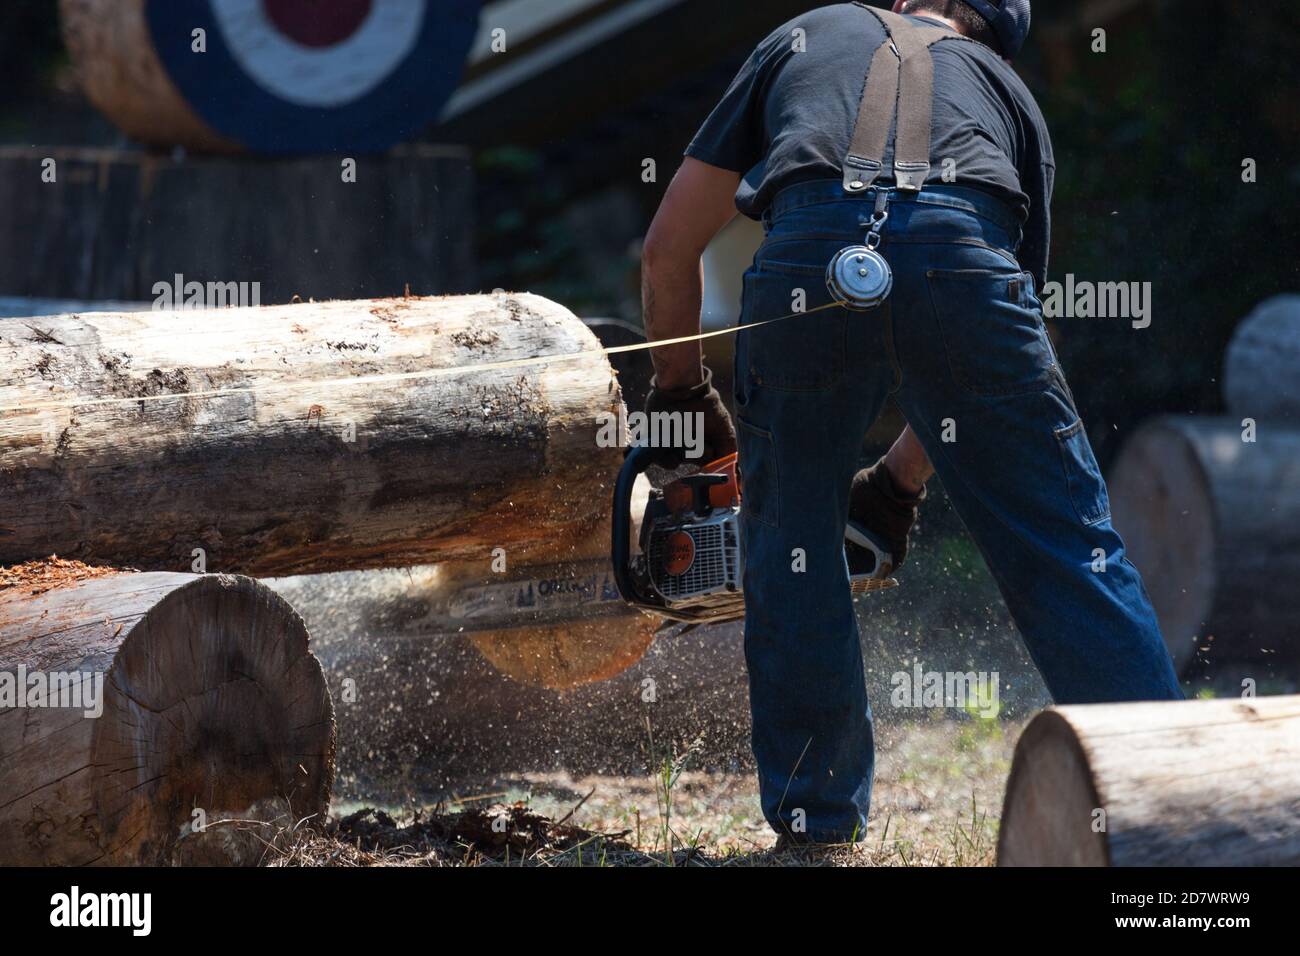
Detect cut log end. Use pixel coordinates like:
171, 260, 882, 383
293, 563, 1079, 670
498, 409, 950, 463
1224, 294, 1300, 422
0, 572, 335, 866
996, 710, 1108, 866
999, 696, 1300, 867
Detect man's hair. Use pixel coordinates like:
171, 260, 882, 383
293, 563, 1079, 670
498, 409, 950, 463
899, 0, 1003, 55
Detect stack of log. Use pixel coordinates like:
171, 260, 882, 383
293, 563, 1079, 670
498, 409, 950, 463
0, 293, 646, 864
1108, 295, 1300, 675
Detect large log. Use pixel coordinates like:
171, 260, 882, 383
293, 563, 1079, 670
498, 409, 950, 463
1107, 415, 1300, 674
1224, 294, 1300, 423
998, 695, 1300, 866
59, 0, 233, 153
0, 294, 624, 577
0, 568, 334, 865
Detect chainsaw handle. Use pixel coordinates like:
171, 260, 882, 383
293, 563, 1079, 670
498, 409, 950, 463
611, 444, 657, 604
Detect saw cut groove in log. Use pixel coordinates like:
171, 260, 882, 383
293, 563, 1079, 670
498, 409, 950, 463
271, 476, 658, 692
0, 294, 624, 577
1223, 294, 1300, 423
998, 695, 1300, 866
270, 561, 658, 692
1107, 415, 1300, 674
0, 571, 334, 866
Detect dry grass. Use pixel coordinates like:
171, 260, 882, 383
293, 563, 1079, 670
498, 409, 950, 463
267, 718, 1017, 867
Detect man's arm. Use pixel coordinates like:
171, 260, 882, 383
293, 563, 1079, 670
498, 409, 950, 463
1019, 159, 1055, 293
884, 425, 934, 497
641, 157, 742, 390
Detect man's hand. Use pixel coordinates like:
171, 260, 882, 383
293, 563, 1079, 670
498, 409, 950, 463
848, 452, 928, 568
641, 158, 742, 390
643, 366, 736, 468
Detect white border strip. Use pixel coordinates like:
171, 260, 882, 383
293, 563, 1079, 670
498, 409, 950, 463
442, 0, 690, 120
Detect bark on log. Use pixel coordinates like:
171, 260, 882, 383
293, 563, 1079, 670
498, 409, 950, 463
1224, 294, 1300, 423
1107, 415, 1300, 674
0, 294, 624, 577
998, 695, 1300, 866
0, 571, 334, 865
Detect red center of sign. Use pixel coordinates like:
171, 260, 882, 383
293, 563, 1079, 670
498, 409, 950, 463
262, 0, 374, 48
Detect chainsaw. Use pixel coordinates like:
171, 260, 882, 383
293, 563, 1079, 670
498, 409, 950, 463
612, 444, 898, 624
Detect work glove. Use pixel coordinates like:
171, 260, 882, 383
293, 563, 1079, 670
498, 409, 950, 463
848, 458, 926, 569
641, 366, 737, 469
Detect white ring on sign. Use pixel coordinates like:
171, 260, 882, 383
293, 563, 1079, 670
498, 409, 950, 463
209, 0, 425, 109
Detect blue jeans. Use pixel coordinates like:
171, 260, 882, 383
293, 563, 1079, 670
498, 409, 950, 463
734, 180, 1183, 843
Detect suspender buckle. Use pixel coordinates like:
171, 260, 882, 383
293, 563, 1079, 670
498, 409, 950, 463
894, 161, 930, 192
843, 157, 882, 193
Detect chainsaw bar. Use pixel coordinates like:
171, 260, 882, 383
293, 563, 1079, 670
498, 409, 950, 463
850, 575, 900, 594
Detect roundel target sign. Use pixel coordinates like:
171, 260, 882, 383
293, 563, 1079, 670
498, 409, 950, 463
64, 0, 481, 154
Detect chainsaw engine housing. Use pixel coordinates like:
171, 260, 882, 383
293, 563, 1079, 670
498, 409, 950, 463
613, 447, 746, 624
612, 445, 897, 625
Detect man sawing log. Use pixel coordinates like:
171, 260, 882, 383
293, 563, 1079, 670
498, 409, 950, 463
638, 0, 1182, 847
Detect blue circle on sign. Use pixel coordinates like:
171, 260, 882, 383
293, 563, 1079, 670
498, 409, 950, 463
145, 0, 481, 154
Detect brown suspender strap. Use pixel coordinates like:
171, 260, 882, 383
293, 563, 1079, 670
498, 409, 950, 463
843, 5, 970, 195
842, 35, 900, 192
891, 13, 943, 190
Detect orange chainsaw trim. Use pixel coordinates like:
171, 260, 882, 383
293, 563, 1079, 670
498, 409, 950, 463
663, 452, 740, 514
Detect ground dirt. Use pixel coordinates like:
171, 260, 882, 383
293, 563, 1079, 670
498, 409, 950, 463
267, 719, 1016, 867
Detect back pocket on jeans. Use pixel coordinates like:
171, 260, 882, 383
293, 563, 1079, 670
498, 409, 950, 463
1055, 418, 1111, 526
741, 266, 845, 392
927, 268, 1055, 396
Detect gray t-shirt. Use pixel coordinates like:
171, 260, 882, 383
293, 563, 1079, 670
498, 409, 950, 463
685, 3, 1056, 287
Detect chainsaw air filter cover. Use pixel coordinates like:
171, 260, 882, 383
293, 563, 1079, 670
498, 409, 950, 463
826, 244, 893, 311
645, 508, 742, 604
